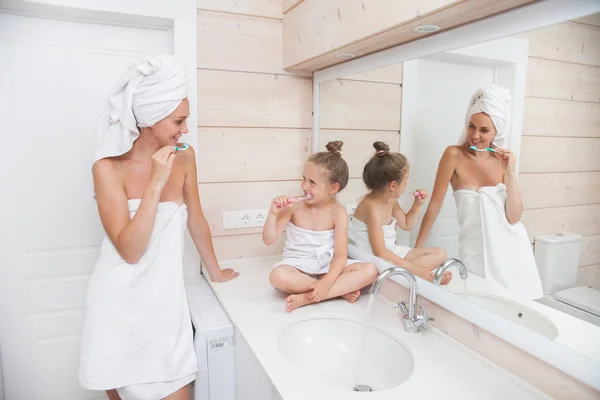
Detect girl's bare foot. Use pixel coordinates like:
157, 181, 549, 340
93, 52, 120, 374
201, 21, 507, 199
440, 271, 452, 285
286, 292, 312, 312
342, 290, 361, 303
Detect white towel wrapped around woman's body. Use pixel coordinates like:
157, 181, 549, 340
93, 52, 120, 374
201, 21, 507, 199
79, 200, 197, 399
275, 222, 358, 274
454, 184, 543, 299
348, 216, 412, 258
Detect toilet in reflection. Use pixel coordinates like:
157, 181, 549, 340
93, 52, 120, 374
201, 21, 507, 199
535, 233, 600, 327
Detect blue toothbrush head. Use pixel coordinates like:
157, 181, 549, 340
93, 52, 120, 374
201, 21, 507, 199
174, 143, 189, 152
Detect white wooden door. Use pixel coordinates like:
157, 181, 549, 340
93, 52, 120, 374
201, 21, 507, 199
399, 38, 528, 257
0, 12, 169, 399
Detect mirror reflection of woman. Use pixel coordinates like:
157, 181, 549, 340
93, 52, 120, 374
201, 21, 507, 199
415, 85, 543, 299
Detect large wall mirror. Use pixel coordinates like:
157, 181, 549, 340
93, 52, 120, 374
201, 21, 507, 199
314, 0, 600, 390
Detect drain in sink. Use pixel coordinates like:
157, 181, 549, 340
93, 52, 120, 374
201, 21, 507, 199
353, 384, 373, 392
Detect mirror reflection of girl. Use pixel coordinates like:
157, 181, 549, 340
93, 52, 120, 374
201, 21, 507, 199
263, 141, 379, 312
348, 142, 451, 284
415, 85, 543, 299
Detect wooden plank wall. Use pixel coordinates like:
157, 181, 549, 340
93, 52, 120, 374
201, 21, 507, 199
518, 17, 600, 289
318, 65, 404, 206
196, 0, 312, 259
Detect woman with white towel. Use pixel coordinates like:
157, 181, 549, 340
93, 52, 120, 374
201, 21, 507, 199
79, 55, 238, 400
415, 85, 543, 300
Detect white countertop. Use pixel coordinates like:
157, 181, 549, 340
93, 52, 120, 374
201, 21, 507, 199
207, 255, 550, 400
443, 272, 600, 364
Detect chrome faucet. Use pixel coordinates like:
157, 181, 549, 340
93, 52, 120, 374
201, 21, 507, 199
370, 267, 431, 333
433, 258, 468, 285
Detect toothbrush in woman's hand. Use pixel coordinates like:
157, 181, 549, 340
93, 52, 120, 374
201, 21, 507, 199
174, 143, 189, 151
469, 145, 498, 153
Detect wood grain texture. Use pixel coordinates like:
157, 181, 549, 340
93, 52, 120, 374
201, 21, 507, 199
198, 69, 312, 128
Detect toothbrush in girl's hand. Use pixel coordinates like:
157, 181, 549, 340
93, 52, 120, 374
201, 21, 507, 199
273, 194, 313, 209
289, 193, 313, 203
469, 145, 498, 153
408, 191, 426, 200
174, 143, 189, 151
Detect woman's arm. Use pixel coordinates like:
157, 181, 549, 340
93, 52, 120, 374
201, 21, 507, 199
183, 146, 238, 282
497, 148, 523, 224
415, 146, 458, 248
93, 146, 175, 264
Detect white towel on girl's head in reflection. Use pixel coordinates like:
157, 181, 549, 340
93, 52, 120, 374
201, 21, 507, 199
457, 84, 512, 149
94, 55, 188, 162
454, 184, 543, 300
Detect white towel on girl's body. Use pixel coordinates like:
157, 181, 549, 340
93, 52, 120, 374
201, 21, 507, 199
454, 184, 543, 300
348, 216, 412, 258
79, 200, 197, 397
275, 222, 357, 274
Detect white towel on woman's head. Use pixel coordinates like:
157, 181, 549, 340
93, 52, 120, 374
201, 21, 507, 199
457, 84, 512, 149
94, 55, 188, 162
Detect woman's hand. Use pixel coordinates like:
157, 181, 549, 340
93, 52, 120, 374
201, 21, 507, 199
210, 268, 239, 282
149, 146, 177, 190
494, 148, 517, 170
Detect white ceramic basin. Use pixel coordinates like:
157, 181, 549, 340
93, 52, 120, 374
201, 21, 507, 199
459, 293, 558, 340
278, 318, 413, 392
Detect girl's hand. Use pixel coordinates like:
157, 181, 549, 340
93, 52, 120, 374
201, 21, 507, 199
414, 189, 429, 204
309, 280, 332, 303
210, 268, 239, 282
270, 196, 293, 214
494, 148, 517, 169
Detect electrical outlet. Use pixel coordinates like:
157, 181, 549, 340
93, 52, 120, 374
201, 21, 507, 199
223, 209, 269, 229
346, 203, 357, 216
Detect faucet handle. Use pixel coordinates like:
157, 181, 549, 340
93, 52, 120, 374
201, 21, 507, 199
398, 301, 410, 318
415, 307, 433, 329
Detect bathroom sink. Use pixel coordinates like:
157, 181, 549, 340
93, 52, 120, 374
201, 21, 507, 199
458, 293, 558, 340
278, 318, 413, 392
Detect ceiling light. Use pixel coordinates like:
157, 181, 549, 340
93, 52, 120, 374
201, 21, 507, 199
414, 24, 440, 33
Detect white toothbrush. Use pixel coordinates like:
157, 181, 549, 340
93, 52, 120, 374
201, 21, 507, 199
289, 194, 313, 203
273, 194, 313, 209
